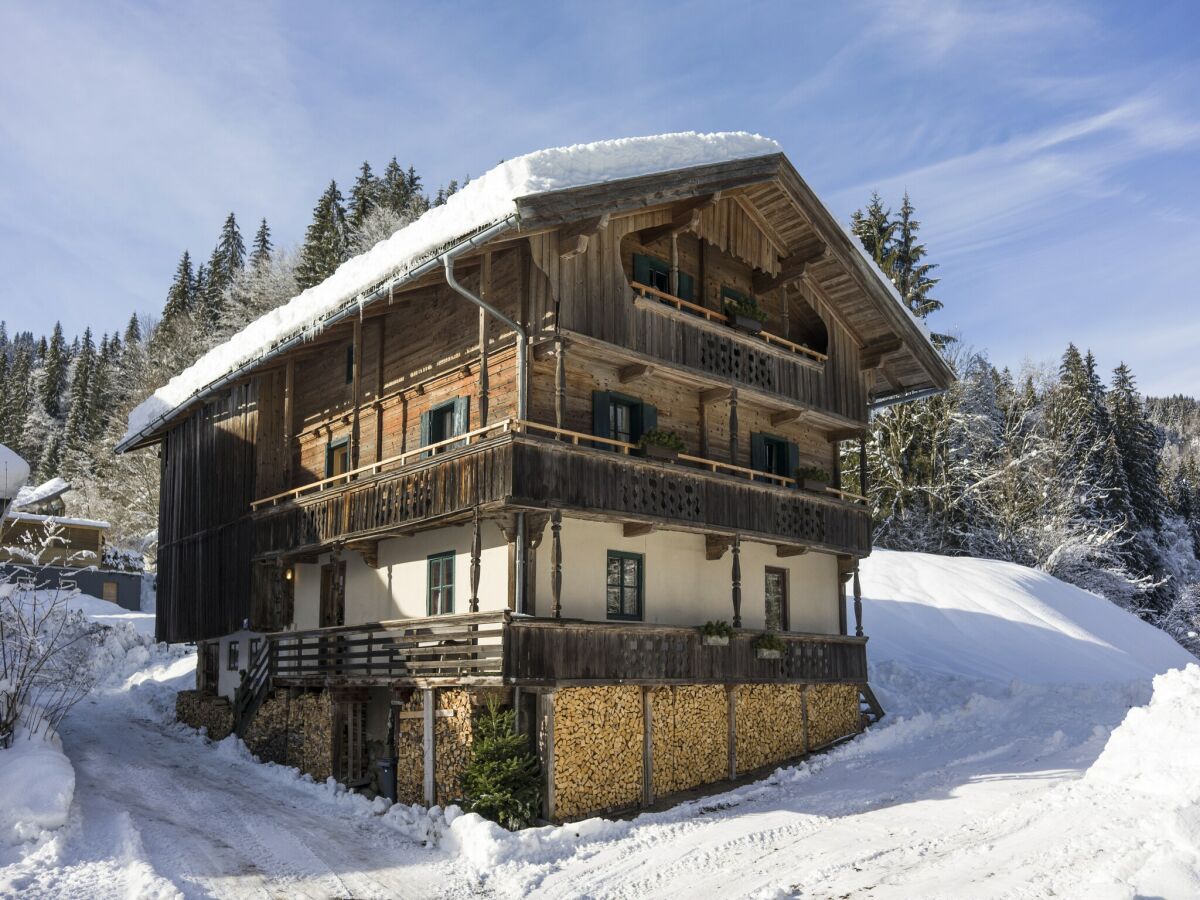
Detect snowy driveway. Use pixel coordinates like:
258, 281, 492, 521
1, 657, 464, 900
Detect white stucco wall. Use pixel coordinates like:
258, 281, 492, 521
211, 628, 264, 701
290, 520, 511, 630
532, 517, 842, 634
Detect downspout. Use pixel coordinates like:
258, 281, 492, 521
442, 216, 529, 612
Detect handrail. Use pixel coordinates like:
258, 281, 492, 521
271, 609, 510, 641
253, 418, 867, 510
252, 418, 516, 509
630, 281, 829, 363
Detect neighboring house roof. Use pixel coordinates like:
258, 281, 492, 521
12, 477, 71, 511
2, 512, 110, 530
118, 131, 951, 451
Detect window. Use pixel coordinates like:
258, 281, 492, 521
202, 642, 219, 691
765, 567, 789, 632
750, 432, 799, 480
606, 551, 643, 620
227, 640, 240, 672
249, 637, 261, 661
420, 397, 469, 454
325, 436, 350, 478
102, 581, 118, 602
345, 345, 355, 384
633, 253, 695, 301
591, 391, 656, 448
428, 552, 455, 615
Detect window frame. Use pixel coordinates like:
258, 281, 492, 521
249, 637, 262, 661
325, 436, 350, 478
605, 550, 644, 621
227, 639, 240, 672
427, 551, 456, 616
764, 566, 790, 632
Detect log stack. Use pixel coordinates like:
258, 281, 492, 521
805, 684, 861, 749
393, 691, 424, 805
553, 686, 643, 819
734, 684, 806, 774
287, 691, 334, 782
175, 690, 233, 741
651, 685, 728, 797
243, 690, 290, 765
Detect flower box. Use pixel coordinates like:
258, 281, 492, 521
637, 443, 679, 462
754, 648, 782, 660
702, 634, 730, 647
728, 313, 764, 335
799, 478, 829, 492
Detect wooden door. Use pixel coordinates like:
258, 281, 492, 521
320, 560, 346, 627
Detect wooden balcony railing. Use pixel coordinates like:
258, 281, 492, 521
630, 281, 829, 364
261, 611, 867, 687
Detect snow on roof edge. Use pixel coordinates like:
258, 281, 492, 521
120, 132, 781, 448
3, 511, 110, 530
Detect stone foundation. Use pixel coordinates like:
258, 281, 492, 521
553, 685, 643, 819
175, 690, 233, 741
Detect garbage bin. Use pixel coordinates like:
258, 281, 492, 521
375, 756, 398, 802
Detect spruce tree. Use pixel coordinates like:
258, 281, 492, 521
380, 157, 410, 215
161, 250, 196, 326
295, 180, 349, 290
40, 322, 68, 419
1108, 363, 1164, 531
61, 327, 96, 466
850, 192, 896, 272
250, 218, 273, 270
348, 161, 381, 232
459, 699, 540, 830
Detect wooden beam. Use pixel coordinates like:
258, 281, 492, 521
705, 534, 732, 561
557, 214, 610, 259
826, 427, 867, 443
635, 194, 718, 245
618, 363, 653, 384
623, 522, 654, 538
700, 387, 732, 405
422, 689, 435, 806
859, 337, 903, 371
770, 409, 810, 427
776, 544, 809, 558
351, 317, 362, 468
753, 242, 827, 294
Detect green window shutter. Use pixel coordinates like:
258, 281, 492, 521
419, 409, 432, 459
633, 402, 657, 440
785, 442, 801, 480
632, 254, 651, 285
452, 396, 469, 437
750, 432, 768, 473
678, 271, 695, 302
592, 390, 613, 449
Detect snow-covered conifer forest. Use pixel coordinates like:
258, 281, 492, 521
3, 178, 1195, 652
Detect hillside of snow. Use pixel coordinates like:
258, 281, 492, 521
2, 551, 1197, 898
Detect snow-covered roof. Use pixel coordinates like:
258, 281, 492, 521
0, 444, 30, 500
119, 132, 781, 449
2, 511, 110, 530
12, 477, 70, 510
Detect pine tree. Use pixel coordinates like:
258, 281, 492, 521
459, 699, 540, 830
250, 218, 273, 270
39, 322, 69, 419
295, 181, 349, 290
850, 192, 896, 272
348, 161, 381, 232
380, 158, 410, 216
61, 327, 96, 467
198, 213, 245, 331
1108, 363, 1164, 531
161, 251, 196, 327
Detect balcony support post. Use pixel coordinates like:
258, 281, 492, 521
731, 534, 742, 628
729, 387, 740, 467
470, 509, 482, 613
554, 338, 566, 431
853, 564, 864, 637
551, 510, 563, 618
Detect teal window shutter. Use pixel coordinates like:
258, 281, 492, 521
419, 409, 432, 459
750, 432, 768, 472
592, 391, 613, 448
785, 442, 801, 480
452, 396, 469, 438
633, 254, 651, 285
678, 271, 695, 302
633, 402, 657, 440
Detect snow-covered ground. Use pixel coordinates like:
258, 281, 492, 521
1, 551, 1196, 899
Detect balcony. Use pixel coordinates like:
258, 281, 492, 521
260, 611, 868, 688
251, 419, 871, 559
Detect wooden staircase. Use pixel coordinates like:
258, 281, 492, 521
859, 683, 885, 727
233, 640, 273, 737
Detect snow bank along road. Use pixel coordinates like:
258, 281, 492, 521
3, 550, 1198, 898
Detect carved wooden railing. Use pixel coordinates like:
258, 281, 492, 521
630, 281, 829, 363
504, 618, 868, 685
269, 610, 509, 684
259, 611, 866, 688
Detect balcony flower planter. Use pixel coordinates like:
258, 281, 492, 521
637, 443, 679, 462
702, 634, 730, 647
755, 648, 782, 660
799, 479, 829, 493
727, 313, 764, 335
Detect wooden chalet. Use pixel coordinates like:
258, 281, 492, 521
121, 134, 952, 820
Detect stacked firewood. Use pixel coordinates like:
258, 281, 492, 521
553, 686, 643, 819
393, 691, 424, 805
651, 685, 728, 796
175, 690, 233, 741
288, 691, 334, 782
805, 684, 861, 749
734, 684, 806, 774
435, 689, 476, 805
243, 690, 289, 764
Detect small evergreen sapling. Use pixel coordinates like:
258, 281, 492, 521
461, 699, 541, 830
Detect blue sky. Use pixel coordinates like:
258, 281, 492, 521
1, 0, 1197, 394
